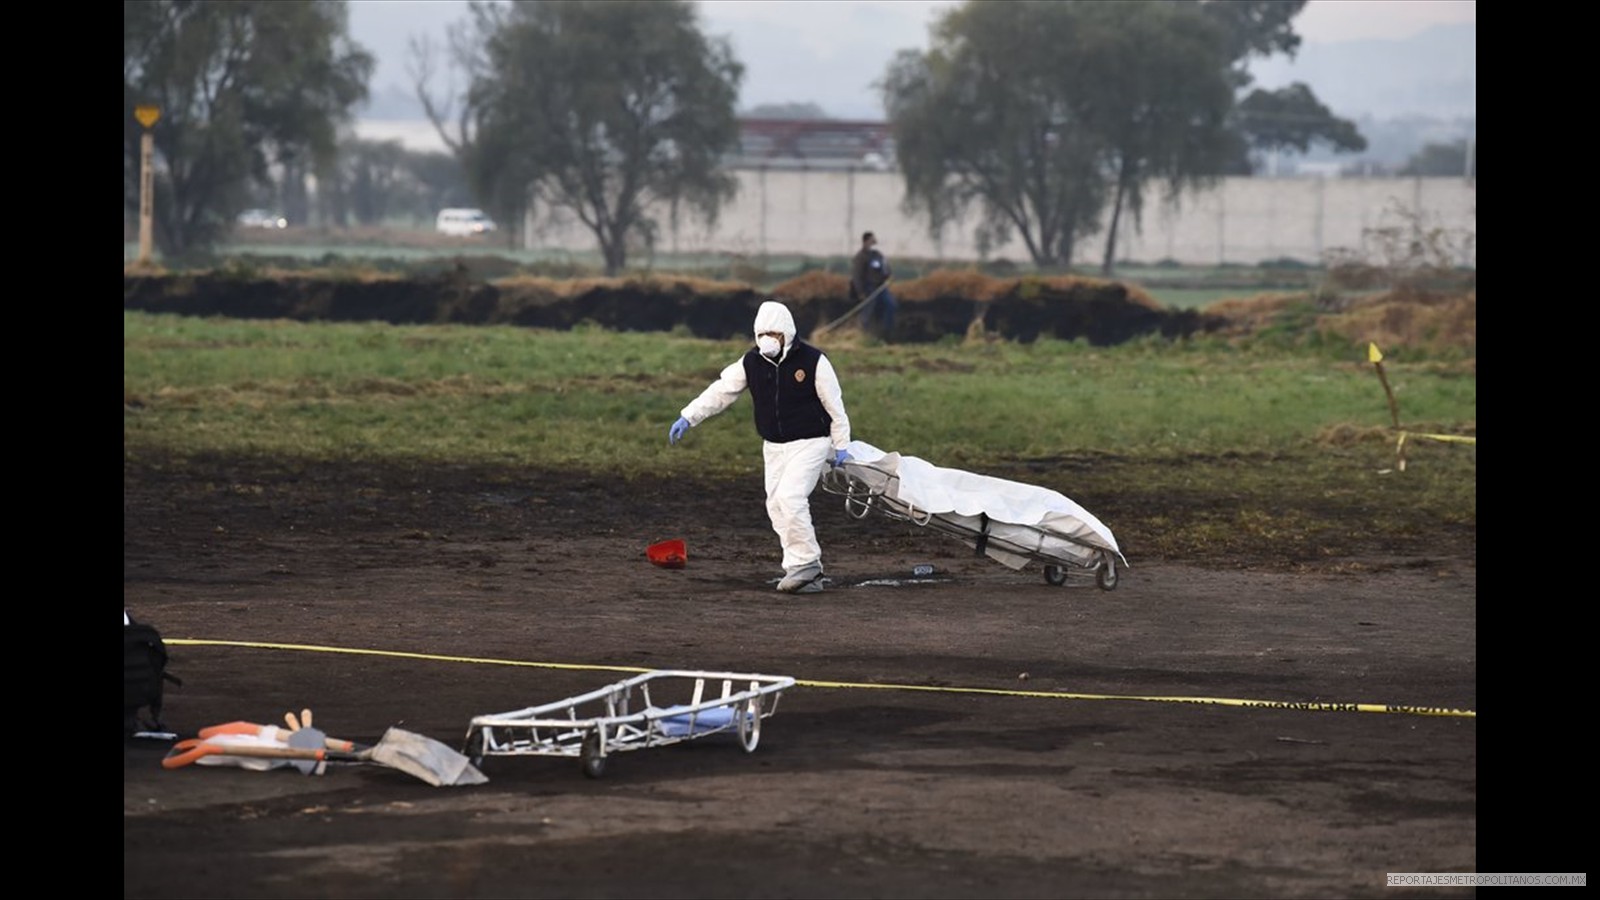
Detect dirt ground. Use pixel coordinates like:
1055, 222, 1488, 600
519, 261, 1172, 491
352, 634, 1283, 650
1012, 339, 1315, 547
123, 454, 1475, 899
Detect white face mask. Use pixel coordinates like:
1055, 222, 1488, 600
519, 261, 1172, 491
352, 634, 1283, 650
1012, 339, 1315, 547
757, 335, 782, 358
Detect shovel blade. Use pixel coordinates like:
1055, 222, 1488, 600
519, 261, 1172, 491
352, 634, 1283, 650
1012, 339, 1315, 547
370, 727, 488, 787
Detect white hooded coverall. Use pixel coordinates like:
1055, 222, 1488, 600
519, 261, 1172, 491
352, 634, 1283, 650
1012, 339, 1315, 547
678, 301, 851, 583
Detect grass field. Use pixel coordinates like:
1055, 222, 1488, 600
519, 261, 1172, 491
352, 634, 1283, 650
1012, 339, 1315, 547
122, 312, 1473, 467
123, 311, 1475, 561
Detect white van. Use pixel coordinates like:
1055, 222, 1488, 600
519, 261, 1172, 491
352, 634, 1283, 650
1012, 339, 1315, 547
435, 208, 498, 236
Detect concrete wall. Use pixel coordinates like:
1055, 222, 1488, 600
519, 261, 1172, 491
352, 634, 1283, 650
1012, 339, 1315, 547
523, 171, 1477, 268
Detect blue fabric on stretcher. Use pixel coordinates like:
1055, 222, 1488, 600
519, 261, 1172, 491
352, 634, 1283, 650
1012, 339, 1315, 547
654, 705, 739, 736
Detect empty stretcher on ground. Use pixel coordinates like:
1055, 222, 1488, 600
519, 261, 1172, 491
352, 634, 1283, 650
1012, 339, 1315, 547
461, 670, 796, 779
820, 440, 1127, 590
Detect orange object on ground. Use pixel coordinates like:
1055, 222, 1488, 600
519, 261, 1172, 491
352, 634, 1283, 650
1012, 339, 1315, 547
198, 721, 269, 739
647, 539, 688, 569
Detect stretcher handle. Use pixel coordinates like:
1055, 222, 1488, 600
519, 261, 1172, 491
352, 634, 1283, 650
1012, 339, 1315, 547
162, 742, 367, 770
834, 470, 879, 520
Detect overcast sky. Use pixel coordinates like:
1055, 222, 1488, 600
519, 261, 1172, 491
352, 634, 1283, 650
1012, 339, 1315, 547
347, 0, 1475, 140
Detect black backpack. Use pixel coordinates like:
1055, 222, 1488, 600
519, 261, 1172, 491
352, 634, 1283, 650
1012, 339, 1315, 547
124, 611, 182, 735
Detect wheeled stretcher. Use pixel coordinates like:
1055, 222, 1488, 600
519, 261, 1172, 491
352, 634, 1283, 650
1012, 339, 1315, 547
820, 440, 1127, 590
461, 670, 796, 778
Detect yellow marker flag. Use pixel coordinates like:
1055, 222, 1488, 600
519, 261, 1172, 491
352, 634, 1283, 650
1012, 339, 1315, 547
1368, 341, 1401, 432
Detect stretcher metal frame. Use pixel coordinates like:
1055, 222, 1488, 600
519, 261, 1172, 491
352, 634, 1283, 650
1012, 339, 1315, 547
821, 461, 1122, 590
461, 670, 796, 779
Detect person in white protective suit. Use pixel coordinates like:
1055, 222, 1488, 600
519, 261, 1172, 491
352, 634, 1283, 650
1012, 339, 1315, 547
668, 300, 853, 594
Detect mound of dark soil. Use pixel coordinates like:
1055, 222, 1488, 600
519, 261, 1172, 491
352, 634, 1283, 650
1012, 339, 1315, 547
122, 270, 1223, 345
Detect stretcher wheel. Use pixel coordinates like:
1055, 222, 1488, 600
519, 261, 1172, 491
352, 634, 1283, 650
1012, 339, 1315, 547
464, 728, 488, 771
737, 695, 764, 752
1096, 557, 1118, 591
1043, 565, 1069, 586
581, 730, 607, 779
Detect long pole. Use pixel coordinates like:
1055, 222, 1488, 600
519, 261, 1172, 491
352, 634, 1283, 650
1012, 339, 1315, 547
814, 280, 890, 336
134, 105, 161, 265
1368, 342, 1401, 430
139, 130, 155, 264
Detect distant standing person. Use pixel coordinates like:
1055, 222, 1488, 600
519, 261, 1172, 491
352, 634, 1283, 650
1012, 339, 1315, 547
851, 231, 896, 341
667, 300, 853, 594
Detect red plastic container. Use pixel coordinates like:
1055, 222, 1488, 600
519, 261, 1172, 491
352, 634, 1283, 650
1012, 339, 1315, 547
646, 539, 688, 569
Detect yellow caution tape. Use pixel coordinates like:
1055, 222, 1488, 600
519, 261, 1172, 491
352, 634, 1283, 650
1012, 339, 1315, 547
1368, 343, 1475, 464
167, 639, 1476, 720
1400, 430, 1476, 445
794, 678, 1474, 717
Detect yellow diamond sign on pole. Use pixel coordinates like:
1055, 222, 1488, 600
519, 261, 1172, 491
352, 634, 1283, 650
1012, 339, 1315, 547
135, 105, 160, 129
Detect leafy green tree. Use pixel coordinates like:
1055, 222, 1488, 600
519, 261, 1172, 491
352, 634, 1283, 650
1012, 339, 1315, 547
886, 1, 1247, 270
434, 0, 743, 275
123, 0, 372, 257
1095, 1, 1362, 270
1201, 2, 1365, 174
1086, 1, 1238, 274
883, 1, 1115, 268
1200, 0, 1304, 62
885, 0, 1361, 273
1231, 83, 1366, 166
1095, 1, 1365, 272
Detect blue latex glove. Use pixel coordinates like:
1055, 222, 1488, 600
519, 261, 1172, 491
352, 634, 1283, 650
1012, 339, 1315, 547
831, 448, 851, 468
669, 417, 690, 445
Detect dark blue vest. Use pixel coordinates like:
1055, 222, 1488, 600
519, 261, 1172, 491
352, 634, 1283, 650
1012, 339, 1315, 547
742, 340, 832, 443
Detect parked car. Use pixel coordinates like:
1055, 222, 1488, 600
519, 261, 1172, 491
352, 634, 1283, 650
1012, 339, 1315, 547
436, 208, 498, 236
236, 209, 287, 229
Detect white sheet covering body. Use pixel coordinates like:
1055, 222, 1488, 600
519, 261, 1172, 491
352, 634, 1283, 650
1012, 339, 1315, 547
842, 440, 1126, 571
